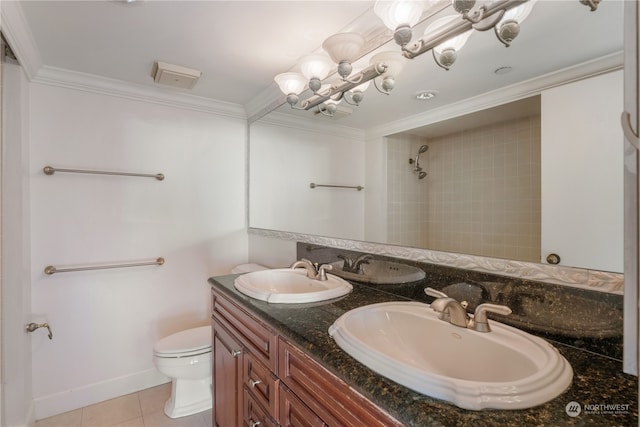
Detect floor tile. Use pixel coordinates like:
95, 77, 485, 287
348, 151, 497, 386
142, 410, 207, 427
80, 393, 141, 427
138, 383, 171, 416
35, 409, 82, 427
36, 385, 212, 427
199, 409, 212, 427
112, 417, 144, 427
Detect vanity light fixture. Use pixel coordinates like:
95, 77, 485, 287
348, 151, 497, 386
425, 15, 474, 70
274, 0, 599, 117
274, 58, 390, 114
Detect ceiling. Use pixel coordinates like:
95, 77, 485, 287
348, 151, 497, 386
6, 0, 624, 129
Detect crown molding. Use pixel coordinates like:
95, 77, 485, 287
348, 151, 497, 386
32, 66, 246, 118
2, 1, 246, 118
1, 0, 43, 80
366, 51, 624, 139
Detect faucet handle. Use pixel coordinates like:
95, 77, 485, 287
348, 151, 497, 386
317, 263, 333, 281
469, 303, 512, 333
424, 287, 448, 299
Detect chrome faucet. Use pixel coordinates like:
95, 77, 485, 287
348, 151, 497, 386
337, 254, 372, 274
431, 297, 470, 328
425, 287, 511, 333
290, 258, 333, 281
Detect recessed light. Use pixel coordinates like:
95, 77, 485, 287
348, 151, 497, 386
415, 90, 438, 101
494, 66, 513, 75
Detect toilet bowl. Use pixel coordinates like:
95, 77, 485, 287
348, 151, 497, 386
153, 325, 212, 418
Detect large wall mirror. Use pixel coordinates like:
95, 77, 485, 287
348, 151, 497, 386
249, 0, 624, 274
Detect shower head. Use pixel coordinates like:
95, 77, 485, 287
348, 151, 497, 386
410, 145, 429, 179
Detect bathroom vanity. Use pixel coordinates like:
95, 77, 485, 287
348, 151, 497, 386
209, 270, 637, 427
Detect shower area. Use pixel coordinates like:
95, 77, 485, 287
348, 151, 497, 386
385, 115, 541, 262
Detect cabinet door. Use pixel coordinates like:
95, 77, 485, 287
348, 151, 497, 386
213, 321, 243, 427
213, 287, 278, 372
279, 383, 326, 427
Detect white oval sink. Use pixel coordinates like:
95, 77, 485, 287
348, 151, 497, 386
328, 301, 572, 410
329, 260, 425, 284
234, 268, 352, 303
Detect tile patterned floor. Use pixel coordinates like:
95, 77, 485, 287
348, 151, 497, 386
35, 383, 212, 427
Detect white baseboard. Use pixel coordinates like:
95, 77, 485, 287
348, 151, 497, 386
33, 369, 170, 421
26, 400, 36, 427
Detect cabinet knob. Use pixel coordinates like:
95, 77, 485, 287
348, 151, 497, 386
249, 378, 261, 388
231, 349, 242, 358
249, 420, 261, 427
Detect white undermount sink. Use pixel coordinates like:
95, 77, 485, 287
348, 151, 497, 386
234, 268, 352, 303
329, 260, 425, 284
329, 301, 572, 410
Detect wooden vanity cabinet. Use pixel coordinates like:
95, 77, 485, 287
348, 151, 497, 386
211, 287, 402, 427
212, 288, 279, 427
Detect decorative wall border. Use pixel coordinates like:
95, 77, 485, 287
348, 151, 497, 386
249, 228, 624, 294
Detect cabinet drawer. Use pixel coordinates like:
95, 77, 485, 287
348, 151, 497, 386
279, 383, 326, 427
212, 288, 278, 372
244, 388, 277, 427
243, 352, 279, 421
279, 338, 403, 427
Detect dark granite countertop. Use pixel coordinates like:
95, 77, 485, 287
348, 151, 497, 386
209, 274, 637, 427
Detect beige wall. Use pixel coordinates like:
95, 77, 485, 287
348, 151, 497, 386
387, 116, 541, 262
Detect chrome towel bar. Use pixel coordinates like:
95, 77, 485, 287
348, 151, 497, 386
44, 257, 165, 275
43, 166, 164, 181
310, 183, 364, 191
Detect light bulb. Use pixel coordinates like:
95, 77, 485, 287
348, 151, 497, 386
374, 0, 428, 30
274, 72, 307, 95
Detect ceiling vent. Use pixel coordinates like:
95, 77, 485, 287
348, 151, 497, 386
152, 61, 201, 89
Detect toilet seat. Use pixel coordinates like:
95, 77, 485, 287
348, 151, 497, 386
154, 325, 211, 358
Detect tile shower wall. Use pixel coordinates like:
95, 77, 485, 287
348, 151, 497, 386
387, 116, 541, 262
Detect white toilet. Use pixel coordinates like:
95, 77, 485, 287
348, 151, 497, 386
153, 325, 212, 418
